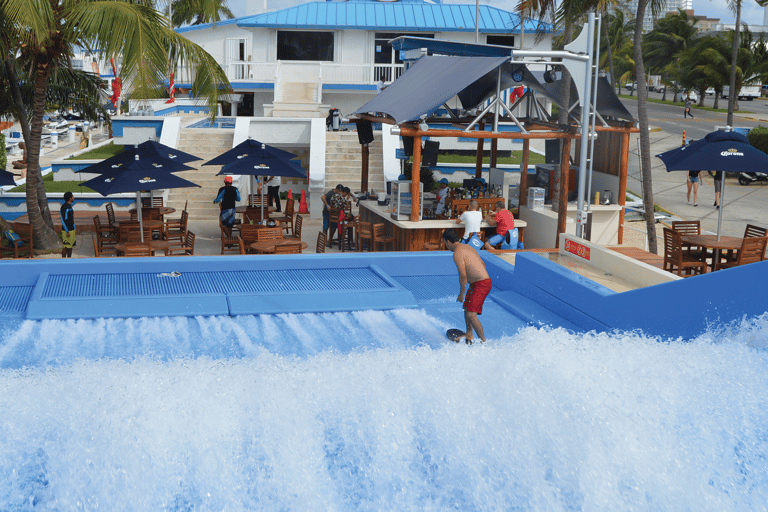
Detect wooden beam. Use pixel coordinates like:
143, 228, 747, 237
490, 137, 498, 170
411, 135, 422, 222
361, 144, 369, 193
618, 131, 630, 244
475, 122, 484, 178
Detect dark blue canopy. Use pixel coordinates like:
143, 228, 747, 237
657, 130, 768, 172
204, 138, 297, 166
80, 147, 196, 174
1, 170, 17, 187
80, 160, 199, 196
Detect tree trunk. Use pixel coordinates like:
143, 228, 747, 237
602, 9, 616, 92
634, 0, 657, 254
714, 92, 719, 109
26, 62, 63, 250
727, 1, 741, 126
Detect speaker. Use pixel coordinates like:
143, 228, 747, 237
356, 120, 374, 145
545, 139, 560, 164
402, 136, 414, 157
422, 140, 439, 168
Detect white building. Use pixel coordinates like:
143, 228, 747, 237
624, 0, 693, 32
177, 0, 553, 119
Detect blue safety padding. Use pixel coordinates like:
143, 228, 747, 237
228, 288, 418, 315
0, 286, 33, 315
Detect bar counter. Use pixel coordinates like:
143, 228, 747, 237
358, 201, 527, 251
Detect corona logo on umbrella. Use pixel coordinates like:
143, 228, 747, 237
721, 148, 744, 157
111, 163, 124, 169
139, 177, 157, 184
254, 164, 270, 170
104, 177, 115, 183
151, 163, 165, 168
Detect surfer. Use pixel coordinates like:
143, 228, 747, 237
443, 229, 491, 344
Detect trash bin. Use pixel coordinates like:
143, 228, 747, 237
68, 126, 76, 143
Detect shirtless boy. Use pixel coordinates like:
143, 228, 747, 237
442, 229, 492, 343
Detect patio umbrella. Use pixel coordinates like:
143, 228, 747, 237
1, 170, 17, 187
135, 140, 201, 164
81, 146, 196, 175
656, 130, 768, 239
205, 140, 304, 221
80, 155, 200, 241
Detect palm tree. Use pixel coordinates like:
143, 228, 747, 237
681, 34, 731, 109
171, 0, 234, 27
600, 8, 635, 95
642, 10, 697, 103
1, 0, 230, 250
727, 0, 768, 126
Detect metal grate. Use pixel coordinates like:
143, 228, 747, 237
391, 275, 459, 301
0, 286, 34, 313
41, 267, 391, 299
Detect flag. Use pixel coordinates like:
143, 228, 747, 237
166, 72, 176, 104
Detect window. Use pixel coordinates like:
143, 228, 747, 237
486, 35, 516, 48
374, 33, 434, 64
277, 31, 334, 61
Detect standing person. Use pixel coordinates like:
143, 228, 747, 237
687, 170, 700, 206
435, 178, 450, 217
456, 199, 483, 247
266, 175, 282, 212
60, 191, 76, 258
321, 183, 344, 235
483, 200, 515, 251
443, 229, 491, 344
214, 175, 241, 237
684, 97, 694, 118
713, 171, 722, 209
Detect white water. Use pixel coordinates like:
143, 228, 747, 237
2, 310, 768, 511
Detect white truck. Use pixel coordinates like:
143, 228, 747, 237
721, 84, 761, 101
647, 75, 662, 91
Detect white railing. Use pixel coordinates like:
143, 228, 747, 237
372, 64, 405, 83
224, 61, 403, 86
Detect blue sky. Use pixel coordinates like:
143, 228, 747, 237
229, 0, 762, 27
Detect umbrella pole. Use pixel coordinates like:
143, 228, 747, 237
136, 192, 145, 242
717, 173, 724, 241
260, 175, 264, 224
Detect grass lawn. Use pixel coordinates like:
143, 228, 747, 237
617, 94, 757, 114
436, 150, 546, 165
9, 172, 96, 194
66, 141, 124, 160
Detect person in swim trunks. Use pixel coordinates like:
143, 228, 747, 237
214, 175, 241, 237
443, 229, 492, 344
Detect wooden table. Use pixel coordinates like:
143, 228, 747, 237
236, 205, 276, 216
129, 207, 176, 218
115, 240, 171, 256
250, 240, 308, 254
681, 234, 743, 272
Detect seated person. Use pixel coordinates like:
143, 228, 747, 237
456, 199, 483, 245
483, 200, 515, 251
12, 141, 27, 178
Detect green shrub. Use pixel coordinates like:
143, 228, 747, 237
0, 133, 6, 171
747, 125, 768, 154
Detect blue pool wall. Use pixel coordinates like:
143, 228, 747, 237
1, 251, 766, 341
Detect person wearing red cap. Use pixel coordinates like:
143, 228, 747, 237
214, 175, 241, 237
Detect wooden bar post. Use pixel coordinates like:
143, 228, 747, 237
520, 138, 530, 209
475, 122, 484, 178
411, 135, 422, 222
490, 138, 498, 169
618, 131, 630, 244
361, 144, 369, 193
556, 137, 572, 248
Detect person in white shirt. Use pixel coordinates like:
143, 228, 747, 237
457, 199, 483, 245
266, 175, 282, 212
435, 178, 450, 216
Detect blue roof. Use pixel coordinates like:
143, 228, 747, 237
179, 0, 548, 34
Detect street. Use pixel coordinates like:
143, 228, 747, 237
617, 94, 768, 240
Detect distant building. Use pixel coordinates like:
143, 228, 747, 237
624, 0, 693, 32
684, 10, 720, 34
176, 0, 552, 119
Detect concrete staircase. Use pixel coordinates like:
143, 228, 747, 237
168, 128, 234, 220
325, 131, 386, 194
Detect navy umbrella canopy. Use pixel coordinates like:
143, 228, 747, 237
81, 146, 197, 175
203, 138, 298, 166
81, 155, 200, 241
656, 130, 768, 238
135, 140, 201, 165
1, 170, 17, 187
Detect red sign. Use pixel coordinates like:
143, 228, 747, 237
564, 238, 590, 260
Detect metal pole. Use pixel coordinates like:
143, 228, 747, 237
475, 0, 480, 43
575, 12, 596, 238
493, 67, 502, 132
585, 13, 602, 211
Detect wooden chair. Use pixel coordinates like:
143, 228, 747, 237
328, 208, 353, 251
239, 224, 261, 253
725, 224, 768, 263
244, 207, 265, 225
91, 234, 111, 258
662, 227, 707, 277
118, 220, 147, 243
93, 215, 118, 256
105, 203, 117, 227
373, 223, 396, 252
255, 227, 283, 241
356, 219, 374, 252
165, 231, 196, 256
671, 220, 707, 260
273, 240, 304, 254
285, 214, 303, 241
141, 197, 164, 208
272, 198, 295, 236
1, 222, 34, 259
164, 210, 188, 242
720, 236, 768, 269
248, 194, 267, 208
423, 230, 446, 251
316, 231, 326, 253
220, 220, 241, 254
122, 241, 152, 257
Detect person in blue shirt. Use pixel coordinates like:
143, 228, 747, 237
214, 176, 241, 237
60, 191, 76, 258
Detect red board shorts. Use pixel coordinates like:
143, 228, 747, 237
464, 278, 492, 315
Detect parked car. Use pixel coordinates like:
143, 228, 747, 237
706, 88, 715, 96
654, 84, 666, 93
676, 90, 698, 102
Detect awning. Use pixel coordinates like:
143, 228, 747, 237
541, 76, 635, 123
352, 55, 510, 124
